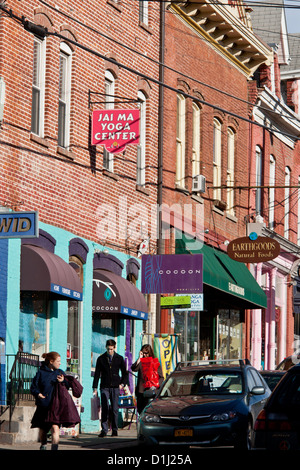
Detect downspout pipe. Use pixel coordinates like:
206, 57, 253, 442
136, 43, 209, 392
156, 0, 165, 334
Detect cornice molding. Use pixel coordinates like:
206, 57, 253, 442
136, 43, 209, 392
169, 1, 273, 77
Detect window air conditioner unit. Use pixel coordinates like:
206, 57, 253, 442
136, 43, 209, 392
192, 175, 206, 193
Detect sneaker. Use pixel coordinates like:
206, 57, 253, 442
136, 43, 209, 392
111, 431, 118, 437
98, 431, 107, 437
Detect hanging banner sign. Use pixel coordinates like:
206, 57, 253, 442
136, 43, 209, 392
227, 235, 280, 263
91, 109, 140, 154
153, 334, 180, 379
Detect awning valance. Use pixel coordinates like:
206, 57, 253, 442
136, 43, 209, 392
21, 244, 83, 301
93, 269, 148, 320
201, 244, 267, 309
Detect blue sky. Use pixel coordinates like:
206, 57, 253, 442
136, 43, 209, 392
284, 1, 300, 33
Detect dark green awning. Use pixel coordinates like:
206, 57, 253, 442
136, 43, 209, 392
176, 238, 267, 309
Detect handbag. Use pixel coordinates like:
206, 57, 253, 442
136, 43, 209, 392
91, 395, 100, 420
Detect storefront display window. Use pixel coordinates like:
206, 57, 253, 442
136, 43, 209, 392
19, 292, 48, 356
216, 309, 242, 360
67, 300, 80, 374
174, 310, 212, 361
91, 315, 116, 368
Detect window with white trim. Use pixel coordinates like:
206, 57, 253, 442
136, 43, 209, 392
139, 0, 149, 26
213, 118, 222, 201
31, 37, 46, 137
176, 93, 186, 187
58, 43, 72, 149
255, 145, 262, 216
137, 91, 146, 186
269, 155, 276, 230
192, 102, 200, 178
103, 70, 115, 172
226, 127, 235, 216
284, 166, 290, 238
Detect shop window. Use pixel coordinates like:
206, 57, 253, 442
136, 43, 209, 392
91, 315, 116, 368
67, 256, 83, 375
217, 309, 242, 360
19, 292, 48, 357
174, 310, 212, 362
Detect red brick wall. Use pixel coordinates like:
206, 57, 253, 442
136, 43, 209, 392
162, 9, 251, 246
0, 0, 160, 253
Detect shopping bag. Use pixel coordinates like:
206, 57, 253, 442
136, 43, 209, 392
91, 395, 100, 420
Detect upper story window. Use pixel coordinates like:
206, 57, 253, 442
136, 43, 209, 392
213, 118, 222, 201
284, 166, 291, 238
255, 145, 263, 216
192, 102, 201, 179
176, 93, 186, 188
269, 155, 276, 230
31, 37, 46, 137
103, 70, 115, 172
137, 91, 146, 186
226, 127, 235, 216
139, 0, 149, 26
58, 43, 72, 149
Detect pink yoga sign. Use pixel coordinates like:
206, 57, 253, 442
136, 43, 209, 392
92, 109, 140, 154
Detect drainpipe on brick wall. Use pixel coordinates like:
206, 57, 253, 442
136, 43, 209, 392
156, 0, 165, 334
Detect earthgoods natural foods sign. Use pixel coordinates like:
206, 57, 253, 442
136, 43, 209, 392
91, 109, 140, 154
227, 236, 280, 263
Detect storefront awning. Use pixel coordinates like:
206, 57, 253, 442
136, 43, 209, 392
21, 244, 83, 301
200, 244, 267, 309
93, 269, 148, 320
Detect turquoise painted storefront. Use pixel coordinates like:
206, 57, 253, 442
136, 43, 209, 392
2, 222, 145, 432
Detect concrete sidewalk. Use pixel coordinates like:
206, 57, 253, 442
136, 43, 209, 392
0, 426, 139, 451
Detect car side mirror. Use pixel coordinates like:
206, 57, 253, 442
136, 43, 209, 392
143, 389, 156, 398
250, 386, 265, 395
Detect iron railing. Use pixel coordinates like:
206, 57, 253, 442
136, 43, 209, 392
0, 352, 40, 429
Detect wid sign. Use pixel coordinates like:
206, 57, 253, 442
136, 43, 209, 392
227, 236, 280, 263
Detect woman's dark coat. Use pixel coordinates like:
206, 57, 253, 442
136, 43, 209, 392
30, 362, 80, 429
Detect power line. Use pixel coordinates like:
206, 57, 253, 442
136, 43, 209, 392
1, 2, 300, 141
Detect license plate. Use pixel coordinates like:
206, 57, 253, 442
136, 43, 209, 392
174, 429, 193, 437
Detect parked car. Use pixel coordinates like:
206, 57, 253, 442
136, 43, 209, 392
137, 360, 271, 449
253, 364, 300, 450
276, 354, 300, 371
260, 370, 286, 391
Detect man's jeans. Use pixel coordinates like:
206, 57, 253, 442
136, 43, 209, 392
100, 387, 120, 433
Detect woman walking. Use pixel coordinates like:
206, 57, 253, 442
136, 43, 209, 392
30, 351, 79, 450
131, 344, 164, 414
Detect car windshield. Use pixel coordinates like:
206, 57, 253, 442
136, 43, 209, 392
160, 370, 243, 397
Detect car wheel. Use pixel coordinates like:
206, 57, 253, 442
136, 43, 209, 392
234, 420, 253, 450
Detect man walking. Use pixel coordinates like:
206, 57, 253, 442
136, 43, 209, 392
93, 339, 128, 437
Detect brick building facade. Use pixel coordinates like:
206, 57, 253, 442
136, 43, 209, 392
0, 0, 160, 432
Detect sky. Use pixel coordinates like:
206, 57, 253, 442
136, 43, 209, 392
284, 1, 300, 33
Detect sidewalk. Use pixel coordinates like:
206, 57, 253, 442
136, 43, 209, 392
0, 426, 139, 451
